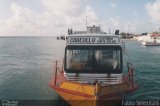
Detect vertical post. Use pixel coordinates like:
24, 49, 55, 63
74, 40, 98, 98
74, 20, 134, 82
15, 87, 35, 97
86, 16, 88, 27
127, 63, 130, 83
95, 80, 100, 106
86, 16, 88, 33
54, 61, 58, 86
131, 68, 134, 88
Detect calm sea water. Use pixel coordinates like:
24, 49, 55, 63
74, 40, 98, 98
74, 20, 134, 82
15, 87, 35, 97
0, 37, 160, 105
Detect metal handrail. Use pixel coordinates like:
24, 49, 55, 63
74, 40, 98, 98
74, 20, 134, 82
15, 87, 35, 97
53, 61, 65, 87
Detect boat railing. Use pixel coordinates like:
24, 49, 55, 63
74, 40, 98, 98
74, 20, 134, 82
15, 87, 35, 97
123, 63, 135, 88
52, 61, 66, 87
50, 60, 136, 88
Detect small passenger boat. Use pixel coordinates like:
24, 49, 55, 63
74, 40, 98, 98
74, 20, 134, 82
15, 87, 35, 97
49, 25, 138, 106
142, 41, 160, 46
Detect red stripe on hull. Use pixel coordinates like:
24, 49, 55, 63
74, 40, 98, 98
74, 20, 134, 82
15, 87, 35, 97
50, 84, 138, 100
51, 85, 94, 98
99, 87, 138, 99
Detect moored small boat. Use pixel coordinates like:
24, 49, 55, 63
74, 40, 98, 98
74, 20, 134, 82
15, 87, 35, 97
49, 25, 138, 106
142, 41, 160, 46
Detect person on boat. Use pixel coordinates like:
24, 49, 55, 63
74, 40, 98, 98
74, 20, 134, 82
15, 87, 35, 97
94, 49, 118, 70
68, 50, 93, 70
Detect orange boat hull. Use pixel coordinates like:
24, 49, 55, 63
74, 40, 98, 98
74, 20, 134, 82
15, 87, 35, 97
49, 61, 138, 106
49, 79, 138, 106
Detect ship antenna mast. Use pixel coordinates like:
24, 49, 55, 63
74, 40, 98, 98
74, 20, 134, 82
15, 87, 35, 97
86, 16, 88, 29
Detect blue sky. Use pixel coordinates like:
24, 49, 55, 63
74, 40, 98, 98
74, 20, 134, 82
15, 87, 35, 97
0, 0, 159, 36
91, 0, 148, 20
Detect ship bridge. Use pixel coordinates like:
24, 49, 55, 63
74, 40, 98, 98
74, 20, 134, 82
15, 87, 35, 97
64, 26, 123, 84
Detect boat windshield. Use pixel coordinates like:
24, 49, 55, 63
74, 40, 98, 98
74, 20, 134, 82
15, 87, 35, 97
64, 46, 122, 73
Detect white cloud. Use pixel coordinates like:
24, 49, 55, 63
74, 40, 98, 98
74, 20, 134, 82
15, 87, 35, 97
108, 17, 135, 33
0, 0, 156, 36
102, 0, 160, 34
82, 6, 100, 25
145, 0, 160, 30
133, 11, 138, 16
106, 17, 150, 34
124, 20, 136, 33
110, 17, 119, 28
0, 3, 37, 36
0, 0, 102, 36
146, 0, 160, 21
41, 0, 83, 16
110, 3, 116, 9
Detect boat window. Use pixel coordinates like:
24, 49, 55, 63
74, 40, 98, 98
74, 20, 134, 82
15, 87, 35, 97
94, 49, 121, 70
66, 49, 93, 71
65, 46, 122, 73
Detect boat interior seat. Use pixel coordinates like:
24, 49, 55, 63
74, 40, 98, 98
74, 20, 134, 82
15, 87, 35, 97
70, 63, 86, 70
97, 59, 118, 69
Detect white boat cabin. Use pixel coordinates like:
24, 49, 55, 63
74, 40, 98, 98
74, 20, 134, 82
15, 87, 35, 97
64, 26, 123, 85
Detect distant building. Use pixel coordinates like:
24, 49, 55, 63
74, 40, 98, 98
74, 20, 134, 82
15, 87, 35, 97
120, 32, 133, 39
141, 33, 148, 36
151, 31, 160, 37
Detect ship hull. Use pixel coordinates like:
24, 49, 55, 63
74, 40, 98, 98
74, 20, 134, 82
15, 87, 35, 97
49, 79, 138, 106
142, 41, 160, 46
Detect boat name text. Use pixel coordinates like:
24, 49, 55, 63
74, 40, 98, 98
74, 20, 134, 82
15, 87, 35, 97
68, 36, 119, 44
